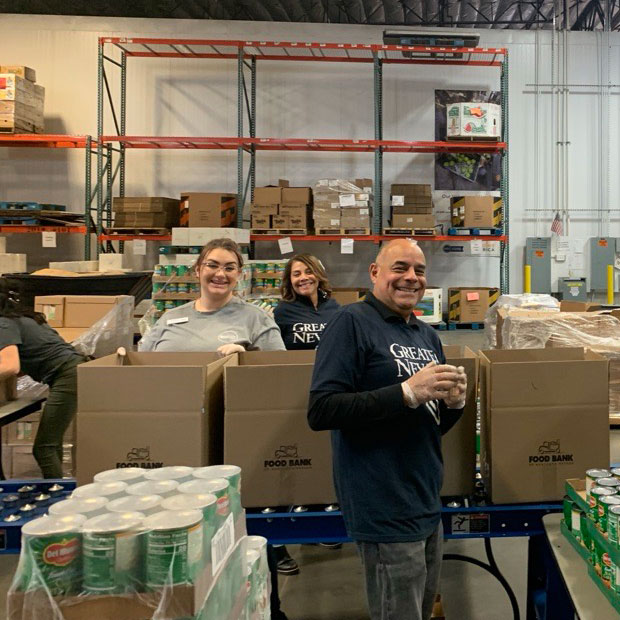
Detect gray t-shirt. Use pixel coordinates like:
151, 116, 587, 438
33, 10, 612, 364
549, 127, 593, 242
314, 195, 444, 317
139, 297, 286, 352
0, 316, 82, 384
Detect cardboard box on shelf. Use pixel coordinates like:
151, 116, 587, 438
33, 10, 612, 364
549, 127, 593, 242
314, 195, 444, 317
331, 288, 366, 305
0, 66, 36, 82
76, 352, 230, 484
391, 214, 436, 228
451, 196, 502, 228
171, 227, 190, 246
391, 183, 431, 197
281, 187, 312, 206
187, 227, 250, 246
224, 350, 336, 507
34, 295, 65, 327
392, 205, 433, 215
441, 346, 478, 497
251, 215, 271, 230
98, 253, 131, 271
64, 295, 130, 329
0, 253, 27, 275
113, 197, 180, 229
289, 215, 307, 229
448, 287, 499, 324
254, 184, 285, 207
479, 348, 609, 503
251, 205, 278, 217
279, 205, 309, 218
272, 215, 290, 228
179, 192, 237, 228
355, 178, 373, 191
447, 102, 501, 139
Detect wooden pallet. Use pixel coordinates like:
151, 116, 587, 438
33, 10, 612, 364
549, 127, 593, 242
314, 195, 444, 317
103, 227, 169, 236
315, 227, 371, 236
250, 229, 308, 236
383, 227, 437, 236
0, 119, 43, 134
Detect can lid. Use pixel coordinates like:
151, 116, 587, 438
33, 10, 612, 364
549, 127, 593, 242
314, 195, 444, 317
194, 465, 240, 481
49, 497, 109, 515
107, 494, 163, 514
94, 467, 144, 483
587, 469, 611, 477
591, 486, 617, 495
127, 480, 179, 496
23, 515, 85, 536
83, 511, 145, 533
161, 493, 216, 512
610, 506, 620, 515
179, 478, 228, 495
246, 548, 260, 566
144, 509, 203, 531
597, 477, 620, 487
611, 469, 620, 477
601, 495, 620, 504
144, 466, 194, 482
246, 535, 268, 550
72, 481, 128, 499
54, 514, 88, 527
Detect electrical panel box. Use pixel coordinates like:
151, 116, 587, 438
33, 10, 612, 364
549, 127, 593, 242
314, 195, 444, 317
525, 237, 552, 293
590, 237, 615, 290
559, 277, 587, 301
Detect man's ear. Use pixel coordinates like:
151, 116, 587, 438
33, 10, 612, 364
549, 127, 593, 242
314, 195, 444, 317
369, 262, 378, 283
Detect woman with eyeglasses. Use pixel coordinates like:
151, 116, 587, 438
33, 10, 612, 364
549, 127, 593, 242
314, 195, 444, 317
139, 238, 285, 354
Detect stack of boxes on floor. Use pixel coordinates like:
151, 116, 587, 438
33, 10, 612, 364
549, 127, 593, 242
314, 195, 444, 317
112, 197, 180, 230
251, 181, 313, 233
312, 179, 373, 233
0, 65, 44, 134
389, 183, 434, 231
8, 465, 270, 620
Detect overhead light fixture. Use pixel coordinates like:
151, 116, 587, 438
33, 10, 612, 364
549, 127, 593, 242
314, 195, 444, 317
382, 29, 480, 58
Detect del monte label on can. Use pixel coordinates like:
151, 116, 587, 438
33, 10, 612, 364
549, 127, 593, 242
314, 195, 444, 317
43, 537, 80, 566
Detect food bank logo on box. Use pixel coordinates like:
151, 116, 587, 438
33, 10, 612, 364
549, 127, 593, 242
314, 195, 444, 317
116, 446, 164, 469
264, 444, 312, 470
528, 440, 574, 465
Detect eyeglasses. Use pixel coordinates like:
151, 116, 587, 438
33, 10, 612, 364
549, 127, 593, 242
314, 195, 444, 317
201, 261, 239, 274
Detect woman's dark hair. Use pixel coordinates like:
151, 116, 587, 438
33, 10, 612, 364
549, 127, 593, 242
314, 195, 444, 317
280, 254, 332, 302
0, 279, 46, 324
194, 238, 244, 273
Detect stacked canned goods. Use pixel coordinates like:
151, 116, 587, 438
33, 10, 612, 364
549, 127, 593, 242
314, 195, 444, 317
11, 465, 249, 619
564, 467, 620, 591
151, 262, 201, 321
249, 260, 286, 297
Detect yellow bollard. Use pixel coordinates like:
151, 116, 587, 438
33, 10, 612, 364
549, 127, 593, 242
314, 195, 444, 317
608, 265, 614, 305
524, 265, 532, 293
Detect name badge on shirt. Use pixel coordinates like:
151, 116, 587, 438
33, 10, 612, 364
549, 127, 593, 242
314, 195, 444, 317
167, 317, 189, 326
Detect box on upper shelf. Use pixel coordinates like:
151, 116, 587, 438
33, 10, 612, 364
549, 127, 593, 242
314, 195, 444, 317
447, 102, 501, 140
179, 192, 237, 228
451, 196, 502, 228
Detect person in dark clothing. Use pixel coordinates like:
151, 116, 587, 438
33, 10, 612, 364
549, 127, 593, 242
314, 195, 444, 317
308, 239, 467, 620
0, 280, 85, 478
273, 254, 342, 576
274, 253, 340, 350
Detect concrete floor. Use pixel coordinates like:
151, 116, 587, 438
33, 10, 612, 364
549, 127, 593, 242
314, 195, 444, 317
0, 328, 612, 618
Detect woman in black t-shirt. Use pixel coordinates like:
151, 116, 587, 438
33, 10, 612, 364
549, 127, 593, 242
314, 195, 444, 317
274, 254, 340, 351
0, 280, 84, 478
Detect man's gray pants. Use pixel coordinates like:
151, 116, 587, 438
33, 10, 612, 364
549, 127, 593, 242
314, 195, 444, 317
357, 522, 443, 620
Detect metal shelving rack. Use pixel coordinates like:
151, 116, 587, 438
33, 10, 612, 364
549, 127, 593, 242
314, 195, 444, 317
0, 134, 93, 257
97, 38, 509, 292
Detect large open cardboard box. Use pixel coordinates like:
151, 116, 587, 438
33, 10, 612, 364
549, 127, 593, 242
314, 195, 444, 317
479, 348, 609, 504
224, 350, 336, 507
76, 352, 229, 485
441, 346, 478, 497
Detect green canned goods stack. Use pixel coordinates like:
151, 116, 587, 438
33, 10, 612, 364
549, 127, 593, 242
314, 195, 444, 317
163, 265, 177, 277
599, 495, 620, 533
180, 478, 230, 530
19, 515, 87, 595
82, 512, 145, 594
154, 300, 165, 312
144, 509, 204, 588
154, 264, 165, 276
586, 468, 611, 502
164, 300, 176, 310
194, 465, 242, 519
589, 486, 616, 522
177, 265, 189, 276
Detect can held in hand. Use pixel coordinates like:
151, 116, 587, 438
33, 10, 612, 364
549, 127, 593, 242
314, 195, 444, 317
19, 515, 86, 595
144, 509, 204, 588
82, 511, 146, 594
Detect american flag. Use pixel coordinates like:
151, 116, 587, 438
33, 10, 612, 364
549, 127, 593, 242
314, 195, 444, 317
550, 211, 563, 236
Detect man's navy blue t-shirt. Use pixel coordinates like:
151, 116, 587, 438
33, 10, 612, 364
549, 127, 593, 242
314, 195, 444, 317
274, 295, 340, 350
308, 292, 463, 543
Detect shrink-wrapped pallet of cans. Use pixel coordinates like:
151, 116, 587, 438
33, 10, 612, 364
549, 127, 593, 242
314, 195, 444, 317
7, 464, 260, 620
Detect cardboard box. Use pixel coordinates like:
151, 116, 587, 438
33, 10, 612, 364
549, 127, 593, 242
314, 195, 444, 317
0, 376, 17, 407
4, 411, 40, 445
441, 346, 478, 497
331, 288, 366, 305
0, 66, 36, 82
279, 205, 309, 218
391, 214, 436, 228
224, 350, 337, 507
392, 205, 433, 215
451, 196, 502, 228
272, 215, 290, 229
251, 205, 278, 217
0, 253, 27, 274
76, 352, 229, 484
254, 186, 282, 207
559, 301, 603, 312
34, 295, 65, 327
448, 287, 499, 324
447, 102, 501, 139
355, 178, 373, 191
171, 227, 190, 246
479, 348, 609, 503
64, 295, 129, 329
187, 227, 250, 246
179, 192, 237, 228
391, 183, 431, 197
289, 215, 308, 229
281, 187, 312, 206
251, 215, 271, 229
99, 253, 131, 272
55, 327, 88, 343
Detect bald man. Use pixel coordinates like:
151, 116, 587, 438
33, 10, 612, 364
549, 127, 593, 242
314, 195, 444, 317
308, 239, 466, 620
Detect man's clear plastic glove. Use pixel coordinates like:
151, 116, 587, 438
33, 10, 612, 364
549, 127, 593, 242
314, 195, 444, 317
401, 361, 462, 407
444, 366, 467, 409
